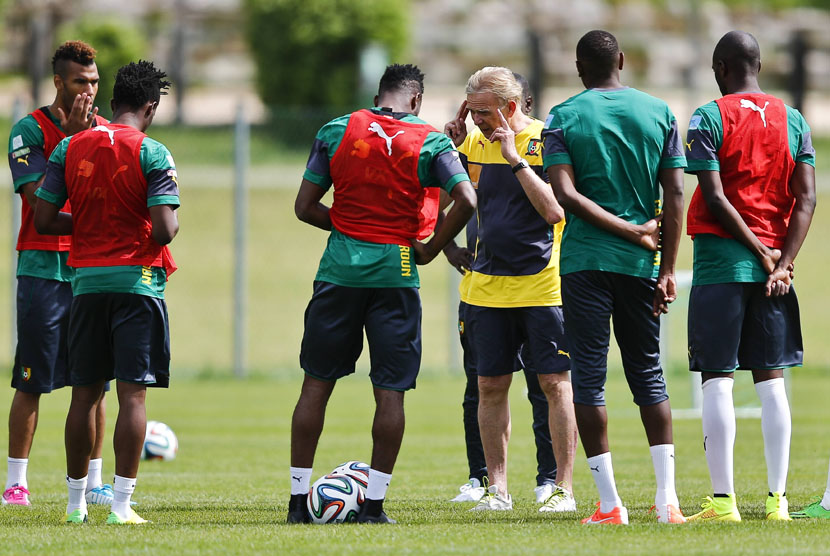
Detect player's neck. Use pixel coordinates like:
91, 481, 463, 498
726, 77, 762, 95
110, 112, 143, 131
47, 98, 68, 122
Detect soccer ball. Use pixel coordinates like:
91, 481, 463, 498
307, 474, 364, 524
143, 420, 178, 461
331, 461, 370, 492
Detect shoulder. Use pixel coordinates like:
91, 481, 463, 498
317, 113, 352, 140
141, 136, 176, 170
9, 114, 44, 150
689, 101, 721, 129
784, 104, 810, 131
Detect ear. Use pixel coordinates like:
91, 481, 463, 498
506, 100, 518, 119
53, 74, 63, 91
410, 92, 422, 112
146, 101, 158, 119
618, 51, 625, 71
575, 60, 584, 78
373, 95, 379, 107
110, 98, 116, 112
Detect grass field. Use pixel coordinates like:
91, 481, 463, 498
0, 120, 827, 552
0, 371, 828, 554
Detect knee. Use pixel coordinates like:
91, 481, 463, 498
478, 376, 511, 402
538, 373, 572, 398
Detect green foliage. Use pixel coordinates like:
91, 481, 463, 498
57, 18, 147, 119
243, 0, 409, 111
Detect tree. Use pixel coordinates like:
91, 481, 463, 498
244, 0, 409, 111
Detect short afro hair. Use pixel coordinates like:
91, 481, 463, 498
52, 40, 97, 76
112, 60, 171, 109
377, 64, 425, 97
576, 30, 620, 79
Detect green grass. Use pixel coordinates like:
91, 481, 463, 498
0, 371, 827, 554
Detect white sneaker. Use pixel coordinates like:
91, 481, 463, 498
450, 478, 486, 502
538, 483, 577, 513
469, 485, 513, 511
534, 483, 554, 504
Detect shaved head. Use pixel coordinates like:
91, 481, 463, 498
713, 31, 761, 75
576, 30, 620, 80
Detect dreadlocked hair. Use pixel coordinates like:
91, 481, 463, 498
52, 40, 96, 75
113, 60, 171, 109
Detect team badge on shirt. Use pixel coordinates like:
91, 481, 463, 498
525, 138, 542, 156
20, 366, 31, 382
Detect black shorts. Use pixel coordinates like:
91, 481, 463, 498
561, 271, 667, 407
11, 276, 72, 393
688, 283, 803, 372
68, 293, 171, 388
465, 304, 569, 377
299, 281, 422, 391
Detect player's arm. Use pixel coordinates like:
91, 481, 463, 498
19, 177, 44, 207
548, 164, 660, 250
695, 170, 780, 274
294, 179, 331, 231
490, 108, 563, 224
766, 162, 816, 296
413, 180, 475, 265
437, 189, 473, 274
149, 205, 178, 245
653, 167, 684, 315
33, 196, 71, 235
33, 144, 71, 235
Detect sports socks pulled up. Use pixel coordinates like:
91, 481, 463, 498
6, 457, 27, 490
701, 377, 736, 495
586, 453, 622, 513
289, 467, 312, 495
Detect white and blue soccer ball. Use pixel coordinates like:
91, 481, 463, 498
307, 474, 364, 524
331, 461, 370, 493
143, 420, 178, 461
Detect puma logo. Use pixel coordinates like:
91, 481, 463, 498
685, 139, 695, 151
703, 435, 707, 452
93, 125, 118, 145
16, 154, 29, 166
368, 121, 404, 156
292, 476, 302, 482
590, 466, 600, 473
740, 99, 770, 128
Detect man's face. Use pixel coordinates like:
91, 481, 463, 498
465, 91, 507, 139
56, 61, 100, 108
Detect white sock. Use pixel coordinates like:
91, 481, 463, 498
587, 453, 622, 513
701, 377, 735, 494
6, 457, 28, 490
289, 467, 312, 495
366, 469, 392, 501
112, 475, 136, 518
755, 378, 791, 493
822, 457, 830, 510
87, 458, 103, 492
650, 444, 679, 507
66, 475, 88, 514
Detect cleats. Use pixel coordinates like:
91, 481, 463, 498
651, 503, 686, 523
538, 483, 577, 513
687, 495, 741, 522
534, 483, 554, 504
581, 502, 629, 524
65, 508, 88, 524
450, 478, 486, 503
357, 505, 396, 524
765, 492, 792, 521
106, 508, 148, 525
2, 485, 31, 506
469, 485, 513, 511
286, 493, 310, 524
86, 484, 114, 506
790, 499, 830, 519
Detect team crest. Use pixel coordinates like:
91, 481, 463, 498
458, 321, 465, 335
525, 138, 542, 157
21, 366, 31, 382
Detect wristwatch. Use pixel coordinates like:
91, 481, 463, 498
511, 159, 529, 174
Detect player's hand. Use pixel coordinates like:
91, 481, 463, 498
444, 101, 469, 147
653, 272, 677, 316
58, 93, 98, 136
765, 265, 792, 297
759, 248, 782, 275
443, 244, 473, 275
489, 108, 519, 165
634, 214, 662, 251
412, 240, 438, 265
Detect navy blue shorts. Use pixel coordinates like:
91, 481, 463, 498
465, 304, 569, 377
458, 301, 524, 375
68, 293, 171, 388
688, 283, 803, 372
561, 271, 667, 407
300, 281, 422, 391
11, 276, 72, 393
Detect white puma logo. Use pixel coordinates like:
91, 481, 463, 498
740, 99, 770, 128
92, 125, 118, 145
368, 121, 404, 156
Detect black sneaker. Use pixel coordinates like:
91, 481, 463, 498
357, 503, 396, 524
286, 494, 310, 524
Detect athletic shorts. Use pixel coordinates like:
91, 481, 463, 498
299, 281, 422, 391
458, 301, 524, 376
68, 293, 171, 388
561, 271, 667, 407
464, 304, 569, 377
11, 276, 72, 393
688, 283, 803, 372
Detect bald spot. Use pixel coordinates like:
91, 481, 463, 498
713, 31, 761, 74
